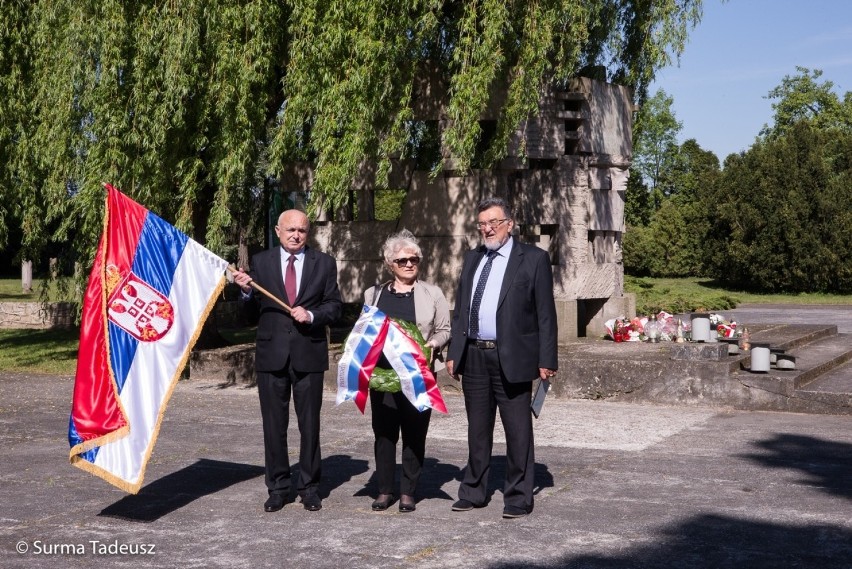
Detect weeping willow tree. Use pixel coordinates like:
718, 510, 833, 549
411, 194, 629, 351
1, 0, 702, 287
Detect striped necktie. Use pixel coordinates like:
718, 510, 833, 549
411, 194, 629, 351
469, 251, 496, 339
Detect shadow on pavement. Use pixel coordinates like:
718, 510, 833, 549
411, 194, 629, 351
99, 459, 264, 522
488, 515, 852, 569
488, 514, 852, 569
319, 453, 371, 499
342, 456, 554, 503
738, 433, 852, 500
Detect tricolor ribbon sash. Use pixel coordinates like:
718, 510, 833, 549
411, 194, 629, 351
68, 185, 229, 493
336, 305, 447, 414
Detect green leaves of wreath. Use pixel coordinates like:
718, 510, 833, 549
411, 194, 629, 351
369, 318, 431, 393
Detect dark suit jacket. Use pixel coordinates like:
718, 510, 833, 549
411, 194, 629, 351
247, 246, 342, 373
447, 240, 558, 382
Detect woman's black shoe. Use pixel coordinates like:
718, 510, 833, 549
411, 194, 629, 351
371, 494, 394, 511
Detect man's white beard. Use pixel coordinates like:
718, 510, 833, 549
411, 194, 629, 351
484, 236, 507, 251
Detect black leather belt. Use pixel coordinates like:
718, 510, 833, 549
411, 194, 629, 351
468, 339, 497, 349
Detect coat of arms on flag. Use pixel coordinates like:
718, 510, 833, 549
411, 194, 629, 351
68, 185, 229, 493
107, 267, 175, 341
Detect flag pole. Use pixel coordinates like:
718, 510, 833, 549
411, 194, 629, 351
227, 265, 292, 313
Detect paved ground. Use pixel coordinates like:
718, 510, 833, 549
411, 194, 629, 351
727, 303, 852, 334
1, 305, 851, 568
1, 375, 850, 568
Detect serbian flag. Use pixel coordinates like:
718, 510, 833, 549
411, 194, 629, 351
336, 305, 447, 414
68, 184, 229, 493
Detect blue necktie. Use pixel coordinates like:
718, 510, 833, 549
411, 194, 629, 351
469, 251, 496, 339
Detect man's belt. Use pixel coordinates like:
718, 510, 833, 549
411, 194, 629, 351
468, 339, 497, 349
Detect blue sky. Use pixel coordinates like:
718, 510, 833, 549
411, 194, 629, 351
650, 0, 852, 161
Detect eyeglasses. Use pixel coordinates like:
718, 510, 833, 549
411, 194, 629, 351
392, 256, 421, 267
475, 218, 509, 230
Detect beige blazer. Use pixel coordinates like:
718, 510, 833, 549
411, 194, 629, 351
364, 280, 451, 371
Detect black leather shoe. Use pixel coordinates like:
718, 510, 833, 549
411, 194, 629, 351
399, 495, 416, 513
264, 494, 285, 512
371, 494, 394, 511
502, 505, 529, 519
302, 493, 322, 511
451, 499, 475, 512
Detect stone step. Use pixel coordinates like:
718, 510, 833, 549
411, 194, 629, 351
731, 332, 852, 414
746, 323, 838, 352
726, 326, 845, 374
795, 361, 852, 414
791, 356, 852, 412
798, 360, 852, 395
789, 333, 852, 389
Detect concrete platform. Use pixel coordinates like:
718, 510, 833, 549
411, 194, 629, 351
548, 324, 852, 414
190, 305, 852, 415
1, 371, 851, 568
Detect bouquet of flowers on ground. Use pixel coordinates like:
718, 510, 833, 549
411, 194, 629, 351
654, 311, 678, 342
709, 313, 738, 338
605, 311, 684, 342
605, 316, 646, 342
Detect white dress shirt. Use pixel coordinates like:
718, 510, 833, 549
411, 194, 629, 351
469, 237, 512, 340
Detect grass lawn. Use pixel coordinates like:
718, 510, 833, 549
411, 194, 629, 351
0, 278, 76, 302
0, 328, 80, 375
626, 276, 852, 315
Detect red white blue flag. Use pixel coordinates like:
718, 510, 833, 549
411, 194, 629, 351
336, 305, 447, 414
68, 185, 229, 493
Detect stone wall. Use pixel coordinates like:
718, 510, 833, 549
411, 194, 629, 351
293, 76, 635, 340
0, 302, 75, 329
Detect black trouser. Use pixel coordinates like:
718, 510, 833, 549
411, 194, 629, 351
257, 367, 323, 497
458, 344, 535, 511
370, 389, 432, 496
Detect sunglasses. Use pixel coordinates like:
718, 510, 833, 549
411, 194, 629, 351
392, 256, 421, 267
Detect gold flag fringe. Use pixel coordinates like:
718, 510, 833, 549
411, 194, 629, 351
68, 186, 229, 494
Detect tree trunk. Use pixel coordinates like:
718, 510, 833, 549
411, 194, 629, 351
22, 260, 32, 293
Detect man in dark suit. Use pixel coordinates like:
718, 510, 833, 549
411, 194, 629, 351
233, 209, 342, 513
446, 197, 558, 519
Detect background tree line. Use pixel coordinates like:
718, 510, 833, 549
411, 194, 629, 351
0, 0, 702, 289
624, 67, 852, 294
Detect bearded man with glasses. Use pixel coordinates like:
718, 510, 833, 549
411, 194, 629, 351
446, 197, 558, 519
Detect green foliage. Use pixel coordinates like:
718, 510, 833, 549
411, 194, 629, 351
4, 0, 288, 270
624, 170, 652, 227
367, 317, 431, 393
625, 276, 740, 315
632, 88, 682, 193
669, 138, 720, 200
761, 67, 852, 140
625, 276, 852, 316
623, 198, 703, 277
374, 190, 407, 221
2, 0, 705, 292
624, 138, 718, 279
705, 122, 852, 293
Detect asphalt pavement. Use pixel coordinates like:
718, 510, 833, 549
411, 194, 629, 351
1, 304, 850, 568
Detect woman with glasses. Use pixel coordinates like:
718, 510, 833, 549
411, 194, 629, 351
363, 229, 451, 513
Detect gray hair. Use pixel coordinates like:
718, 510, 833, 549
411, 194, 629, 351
381, 229, 422, 265
477, 197, 513, 220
